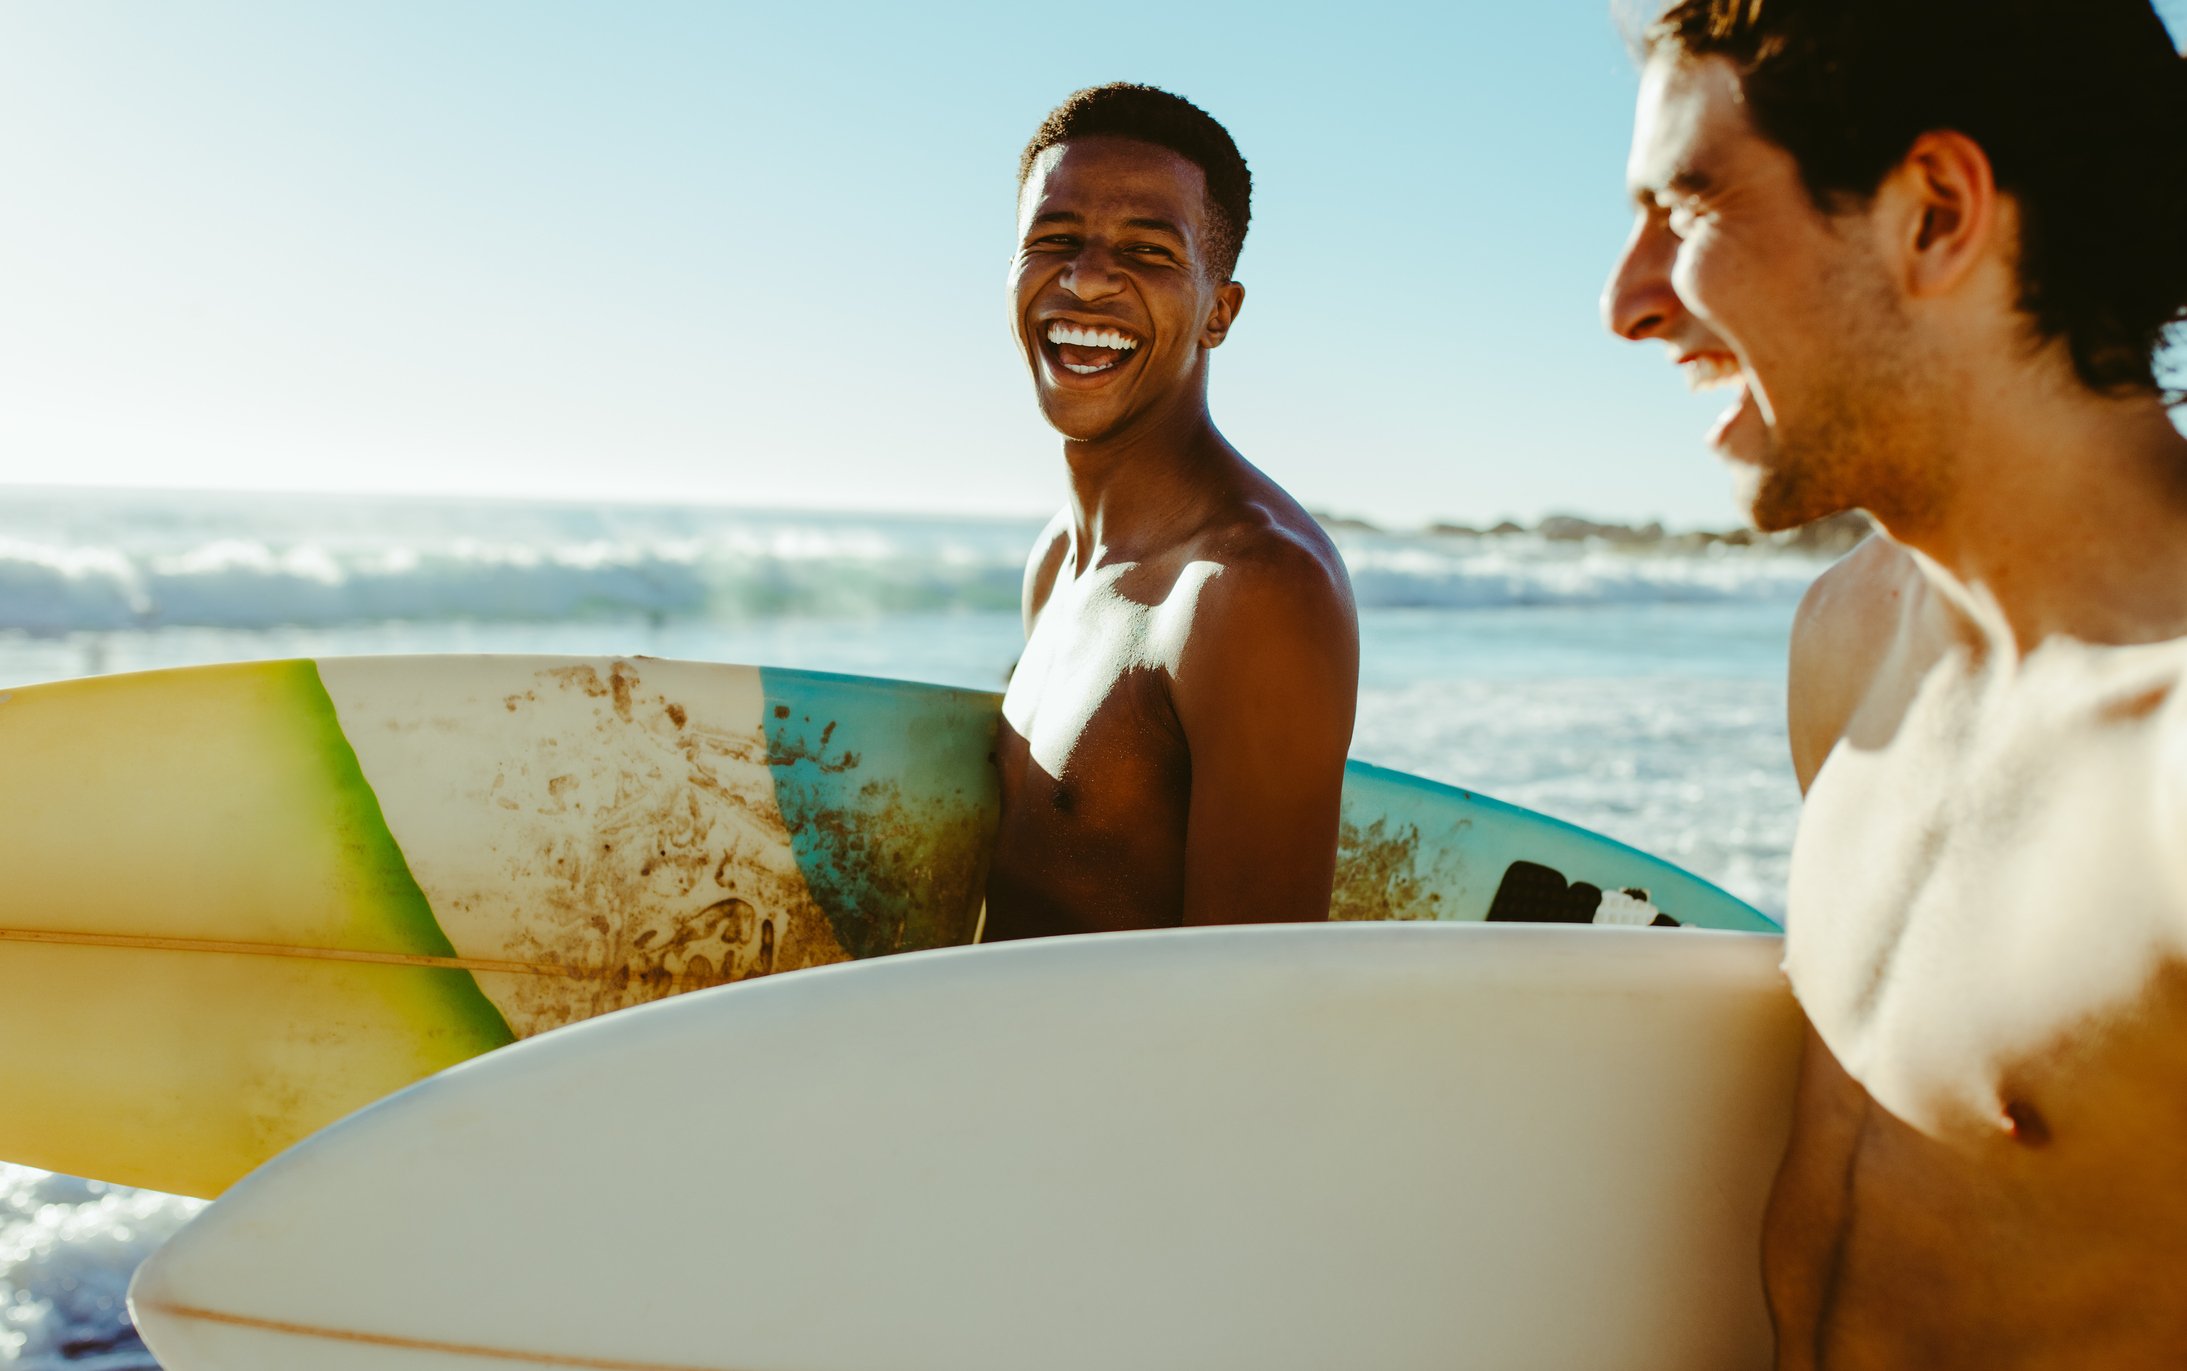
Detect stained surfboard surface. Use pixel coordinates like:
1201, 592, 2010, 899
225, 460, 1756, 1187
0, 655, 1774, 1197
130, 923, 1802, 1371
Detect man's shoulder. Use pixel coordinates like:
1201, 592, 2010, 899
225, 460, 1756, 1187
1028, 509, 1073, 570
1022, 511, 1075, 622
1788, 528, 1922, 789
1794, 528, 1915, 644
1162, 496, 1359, 750
1179, 501, 1355, 637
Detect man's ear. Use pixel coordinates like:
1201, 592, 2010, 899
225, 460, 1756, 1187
1887, 130, 2000, 299
1202, 281, 1246, 348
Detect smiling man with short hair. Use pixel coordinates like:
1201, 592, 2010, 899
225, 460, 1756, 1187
1605, 1, 2187, 1365
982, 84, 1359, 940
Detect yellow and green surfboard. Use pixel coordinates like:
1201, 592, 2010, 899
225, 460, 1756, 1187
0, 655, 1772, 1197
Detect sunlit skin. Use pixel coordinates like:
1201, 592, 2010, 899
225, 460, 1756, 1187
983, 135, 1359, 940
1608, 54, 2187, 1369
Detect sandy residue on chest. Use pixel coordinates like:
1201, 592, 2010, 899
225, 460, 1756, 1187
1787, 636, 2187, 1145
1003, 555, 1212, 785
986, 557, 1214, 935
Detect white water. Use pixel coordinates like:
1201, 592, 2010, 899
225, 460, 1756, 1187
0, 487, 1820, 636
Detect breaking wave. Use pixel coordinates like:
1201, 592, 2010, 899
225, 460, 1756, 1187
0, 494, 1831, 635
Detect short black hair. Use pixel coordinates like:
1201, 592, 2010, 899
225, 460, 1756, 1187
1641, 0, 2187, 401
1017, 83, 1253, 282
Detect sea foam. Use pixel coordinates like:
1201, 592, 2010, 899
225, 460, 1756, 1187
0, 492, 1829, 636
0, 1167, 199, 1370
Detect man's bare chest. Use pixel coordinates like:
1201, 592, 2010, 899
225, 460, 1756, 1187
999, 587, 1188, 828
1786, 656, 2187, 1142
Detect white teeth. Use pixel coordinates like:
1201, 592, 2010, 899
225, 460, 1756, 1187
1045, 323, 1138, 351
1682, 355, 1743, 392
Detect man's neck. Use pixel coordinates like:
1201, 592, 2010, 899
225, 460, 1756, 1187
1883, 369, 2187, 655
1060, 391, 1240, 568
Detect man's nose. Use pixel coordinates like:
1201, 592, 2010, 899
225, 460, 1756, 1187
1060, 244, 1125, 301
1602, 220, 1681, 342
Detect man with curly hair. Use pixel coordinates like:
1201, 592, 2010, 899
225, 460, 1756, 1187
1604, 1, 2187, 1364
983, 84, 1358, 940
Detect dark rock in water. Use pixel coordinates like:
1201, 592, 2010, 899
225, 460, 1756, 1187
1538, 515, 1667, 545
1538, 515, 1601, 542
1660, 510, 1870, 556
1319, 507, 1869, 554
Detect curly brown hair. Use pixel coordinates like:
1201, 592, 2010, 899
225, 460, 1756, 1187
1640, 0, 2187, 401
1018, 84, 1253, 283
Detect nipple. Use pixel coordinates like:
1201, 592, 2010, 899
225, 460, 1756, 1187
2000, 1099, 2051, 1148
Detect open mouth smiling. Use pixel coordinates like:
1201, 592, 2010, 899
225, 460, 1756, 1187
1043, 321, 1142, 377
1677, 350, 1760, 452
1677, 350, 1742, 392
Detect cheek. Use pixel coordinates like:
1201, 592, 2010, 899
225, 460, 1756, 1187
1666, 236, 1731, 330
1151, 285, 1213, 349
1005, 264, 1042, 339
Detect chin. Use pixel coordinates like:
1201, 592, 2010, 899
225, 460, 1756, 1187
1742, 465, 1856, 535
1036, 398, 1127, 444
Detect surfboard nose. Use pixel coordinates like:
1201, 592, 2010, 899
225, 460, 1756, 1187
126, 1230, 194, 1368
132, 1205, 400, 1371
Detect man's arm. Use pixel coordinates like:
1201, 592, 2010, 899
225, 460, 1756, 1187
1168, 536, 1359, 925
1760, 1023, 1868, 1371
1772, 535, 1906, 1365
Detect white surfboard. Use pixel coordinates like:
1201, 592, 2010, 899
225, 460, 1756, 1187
132, 923, 1800, 1371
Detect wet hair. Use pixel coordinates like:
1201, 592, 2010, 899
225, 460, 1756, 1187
1017, 83, 1253, 282
1639, 0, 2187, 400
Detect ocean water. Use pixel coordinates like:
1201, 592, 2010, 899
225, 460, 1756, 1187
0, 487, 1828, 1368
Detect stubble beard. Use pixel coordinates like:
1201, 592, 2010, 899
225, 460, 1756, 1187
1746, 262, 1950, 535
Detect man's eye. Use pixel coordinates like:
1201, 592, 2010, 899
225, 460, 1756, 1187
1127, 244, 1174, 259
1666, 199, 1707, 237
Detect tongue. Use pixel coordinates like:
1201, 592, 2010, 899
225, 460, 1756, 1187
1057, 342, 1125, 370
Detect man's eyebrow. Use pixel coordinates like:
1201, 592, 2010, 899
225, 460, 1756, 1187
1028, 212, 1185, 236
1630, 167, 1714, 208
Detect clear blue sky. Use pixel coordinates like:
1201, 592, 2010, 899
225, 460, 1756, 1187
2, 2, 2181, 529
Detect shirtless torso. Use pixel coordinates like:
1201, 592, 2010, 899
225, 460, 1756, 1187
1766, 539, 2187, 1369
986, 470, 1356, 939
